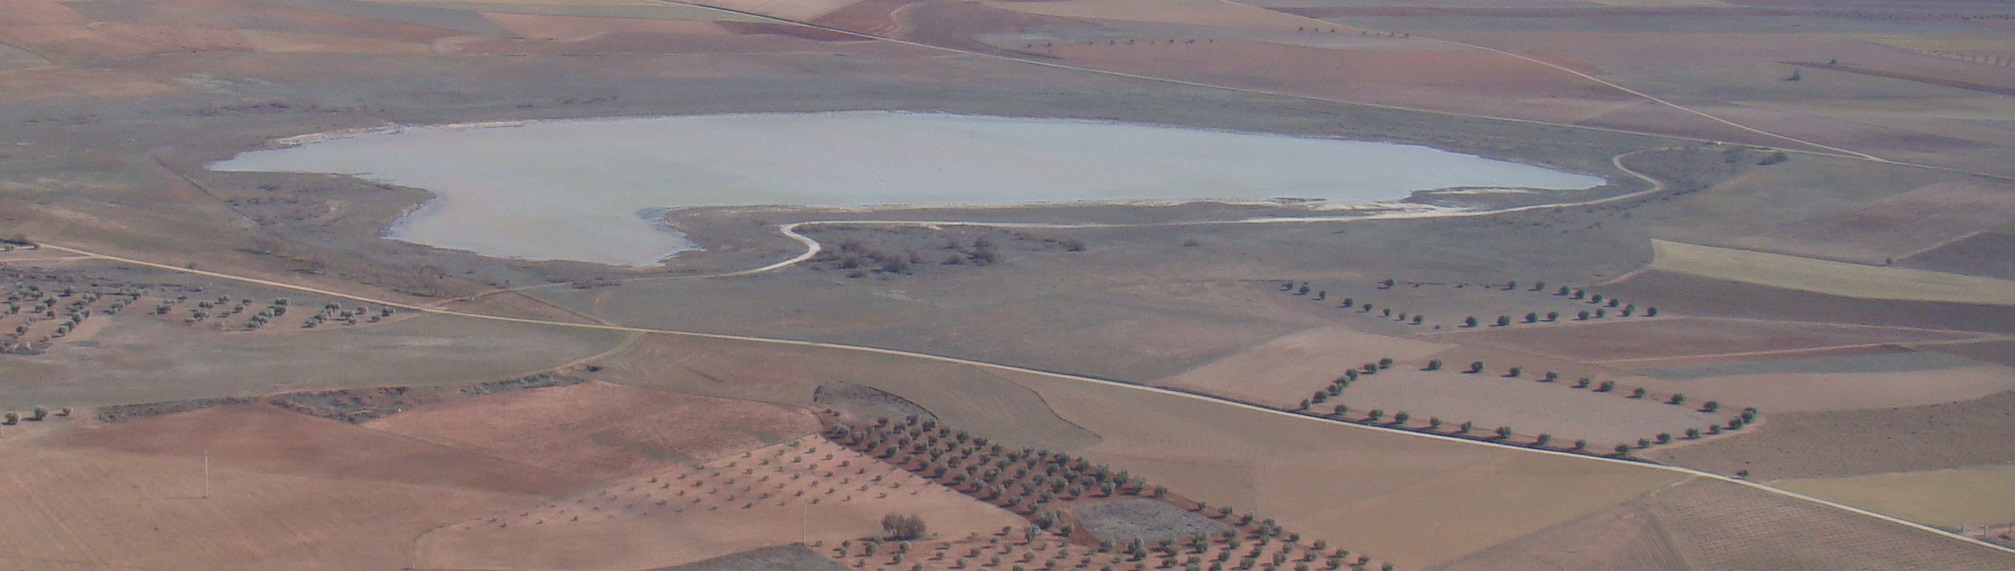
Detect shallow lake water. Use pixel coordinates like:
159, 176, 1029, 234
210, 112, 1604, 266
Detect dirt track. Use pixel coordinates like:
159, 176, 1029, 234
36, 241, 2015, 561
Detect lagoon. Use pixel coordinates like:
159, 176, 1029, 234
210, 112, 1604, 266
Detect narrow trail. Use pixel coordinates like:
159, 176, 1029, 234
35, 240, 2015, 560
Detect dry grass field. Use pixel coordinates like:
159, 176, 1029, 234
1440, 476, 2015, 571
1778, 465, 2015, 530
0, 422, 545, 570
1332, 366, 1725, 447
0, 310, 625, 410
1603, 270, 2015, 334
1646, 479, 2015, 571
1647, 239, 2015, 305
1625, 352, 2015, 413
1649, 389, 2015, 480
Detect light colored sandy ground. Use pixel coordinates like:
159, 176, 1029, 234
1336, 368, 1721, 446
1776, 465, 2015, 529
485, 13, 731, 40
415, 439, 1026, 570
1649, 240, 2015, 305
0, 430, 541, 570
1000, 370, 1688, 569
239, 30, 433, 54
1629, 366, 2015, 413
987, 0, 1316, 30
366, 382, 821, 481
1155, 326, 1448, 407
693, 0, 865, 21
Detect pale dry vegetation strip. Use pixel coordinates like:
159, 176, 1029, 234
1776, 466, 2015, 529
1649, 240, 2015, 305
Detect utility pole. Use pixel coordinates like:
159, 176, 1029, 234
203, 449, 210, 499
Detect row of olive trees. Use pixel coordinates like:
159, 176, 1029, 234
1289, 357, 1758, 459
0, 405, 67, 425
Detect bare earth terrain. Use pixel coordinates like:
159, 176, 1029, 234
1, 0, 2013, 568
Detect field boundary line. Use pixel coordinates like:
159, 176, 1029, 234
33, 241, 2015, 560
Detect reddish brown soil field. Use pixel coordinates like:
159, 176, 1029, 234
593, 335, 1102, 452
61, 403, 590, 495
11, 410, 561, 569
1436, 317, 1975, 363
1648, 390, 2015, 480
366, 381, 821, 481
1603, 271, 2015, 334
416, 438, 1025, 570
